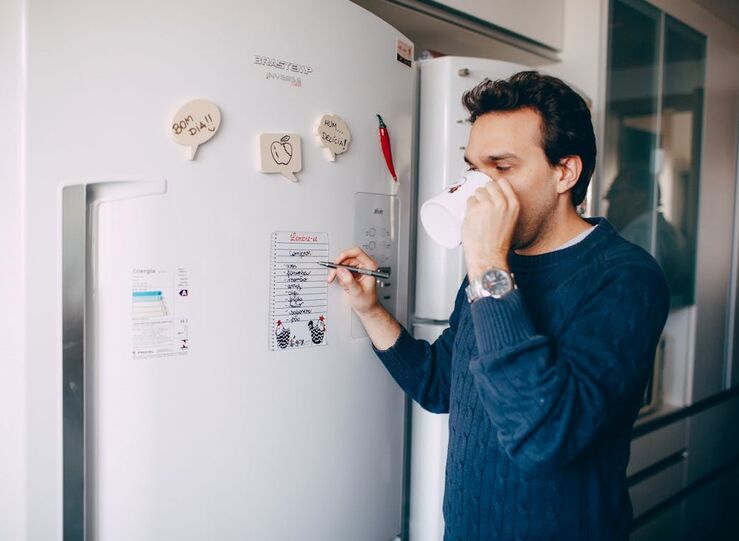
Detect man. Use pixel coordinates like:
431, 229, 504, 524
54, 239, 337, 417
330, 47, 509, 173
327, 72, 670, 540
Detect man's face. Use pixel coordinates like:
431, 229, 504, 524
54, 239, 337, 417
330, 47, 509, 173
464, 108, 560, 250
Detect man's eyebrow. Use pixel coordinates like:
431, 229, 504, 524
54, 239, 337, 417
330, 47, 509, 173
485, 153, 519, 161
464, 153, 519, 164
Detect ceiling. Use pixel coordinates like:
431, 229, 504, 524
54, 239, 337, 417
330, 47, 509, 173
693, 0, 739, 32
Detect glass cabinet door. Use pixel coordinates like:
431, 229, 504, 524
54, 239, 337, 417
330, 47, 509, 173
603, 0, 661, 254
657, 16, 705, 307
602, 0, 705, 308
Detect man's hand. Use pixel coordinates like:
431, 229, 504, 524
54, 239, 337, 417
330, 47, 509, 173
461, 177, 520, 281
326, 247, 382, 316
326, 246, 401, 350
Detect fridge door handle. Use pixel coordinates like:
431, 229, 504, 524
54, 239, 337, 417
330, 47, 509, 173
62, 179, 166, 540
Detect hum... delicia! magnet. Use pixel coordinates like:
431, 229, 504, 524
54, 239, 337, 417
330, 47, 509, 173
317, 114, 351, 162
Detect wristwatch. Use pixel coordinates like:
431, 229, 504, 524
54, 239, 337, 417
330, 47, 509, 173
465, 267, 516, 303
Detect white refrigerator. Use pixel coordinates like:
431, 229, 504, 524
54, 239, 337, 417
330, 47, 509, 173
16, 0, 415, 539
10, 0, 538, 535
408, 56, 527, 541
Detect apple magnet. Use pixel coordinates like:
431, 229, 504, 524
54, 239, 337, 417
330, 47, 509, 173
259, 133, 302, 182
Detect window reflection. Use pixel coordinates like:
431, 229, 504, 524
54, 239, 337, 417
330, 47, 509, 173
605, 168, 690, 297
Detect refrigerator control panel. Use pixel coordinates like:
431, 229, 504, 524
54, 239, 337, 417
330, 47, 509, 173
352, 193, 400, 338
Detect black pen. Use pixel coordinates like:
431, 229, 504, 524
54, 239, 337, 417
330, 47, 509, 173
318, 261, 390, 280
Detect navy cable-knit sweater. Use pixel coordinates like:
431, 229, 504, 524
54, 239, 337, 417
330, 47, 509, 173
375, 217, 670, 540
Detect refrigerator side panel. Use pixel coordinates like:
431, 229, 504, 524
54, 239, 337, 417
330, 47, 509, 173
409, 323, 450, 541
415, 59, 466, 321
414, 57, 527, 321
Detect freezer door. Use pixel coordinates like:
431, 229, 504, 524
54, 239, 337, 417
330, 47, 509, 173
415, 57, 526, 321
50, 1, 415, 540
409, 323, 450, 541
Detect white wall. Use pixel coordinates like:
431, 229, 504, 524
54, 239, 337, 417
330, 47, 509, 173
529, 0, 603, 105
0, 1, 26, 540
543, 0, 607, 212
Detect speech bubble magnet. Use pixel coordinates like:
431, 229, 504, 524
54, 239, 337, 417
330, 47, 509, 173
170, 99, 221, 160
259, 133, 302, 182
316, 114, 351, 162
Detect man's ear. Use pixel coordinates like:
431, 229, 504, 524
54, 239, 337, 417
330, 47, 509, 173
555, 156, 583, 194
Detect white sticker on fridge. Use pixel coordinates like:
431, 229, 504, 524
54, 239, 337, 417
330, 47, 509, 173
270, 231, 328, 351
132, 267, 190, 359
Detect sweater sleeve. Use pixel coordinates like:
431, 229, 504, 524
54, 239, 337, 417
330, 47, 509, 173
468, 263, 670, 470
372, 279, 467, 413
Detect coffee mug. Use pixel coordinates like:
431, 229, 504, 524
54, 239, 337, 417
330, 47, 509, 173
420, 170, 492, 248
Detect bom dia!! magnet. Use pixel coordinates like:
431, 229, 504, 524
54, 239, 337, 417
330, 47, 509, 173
170, 99, 221, 160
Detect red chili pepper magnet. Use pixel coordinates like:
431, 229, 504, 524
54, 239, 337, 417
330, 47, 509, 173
377, 114, 398, 182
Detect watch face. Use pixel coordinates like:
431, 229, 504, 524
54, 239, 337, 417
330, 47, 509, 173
481, 269, 512, 297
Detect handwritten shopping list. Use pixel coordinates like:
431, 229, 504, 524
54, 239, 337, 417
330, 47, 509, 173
269, 231, 328, 351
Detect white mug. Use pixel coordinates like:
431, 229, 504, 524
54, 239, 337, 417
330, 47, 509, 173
420, 170, 492, 248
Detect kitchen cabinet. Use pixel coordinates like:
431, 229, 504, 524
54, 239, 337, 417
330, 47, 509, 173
431, 0, 564, 50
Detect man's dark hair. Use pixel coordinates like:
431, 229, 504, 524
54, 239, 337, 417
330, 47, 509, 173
462, 71, 596, 207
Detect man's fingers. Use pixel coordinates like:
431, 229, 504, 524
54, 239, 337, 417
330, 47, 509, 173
495, 177, 519, 209
469, 181, 501, 208
484, 179, 508, 205
333, 247, 378, 270
334, 247, 364, 264
354, 252, 378, 269
327, 256, 376, 283
473, 186, 490, 203
337, 268, 362, 295
340, 257, 361, 267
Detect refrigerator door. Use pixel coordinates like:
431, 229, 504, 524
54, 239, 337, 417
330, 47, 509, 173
49, 1, 415, 540
415, 57, 526, 321
409, 323, 450, 541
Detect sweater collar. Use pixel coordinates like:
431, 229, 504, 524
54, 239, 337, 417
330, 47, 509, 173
509, 217, 616, 272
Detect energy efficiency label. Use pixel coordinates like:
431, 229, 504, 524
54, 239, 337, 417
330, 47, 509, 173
132, 267, 190, 359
